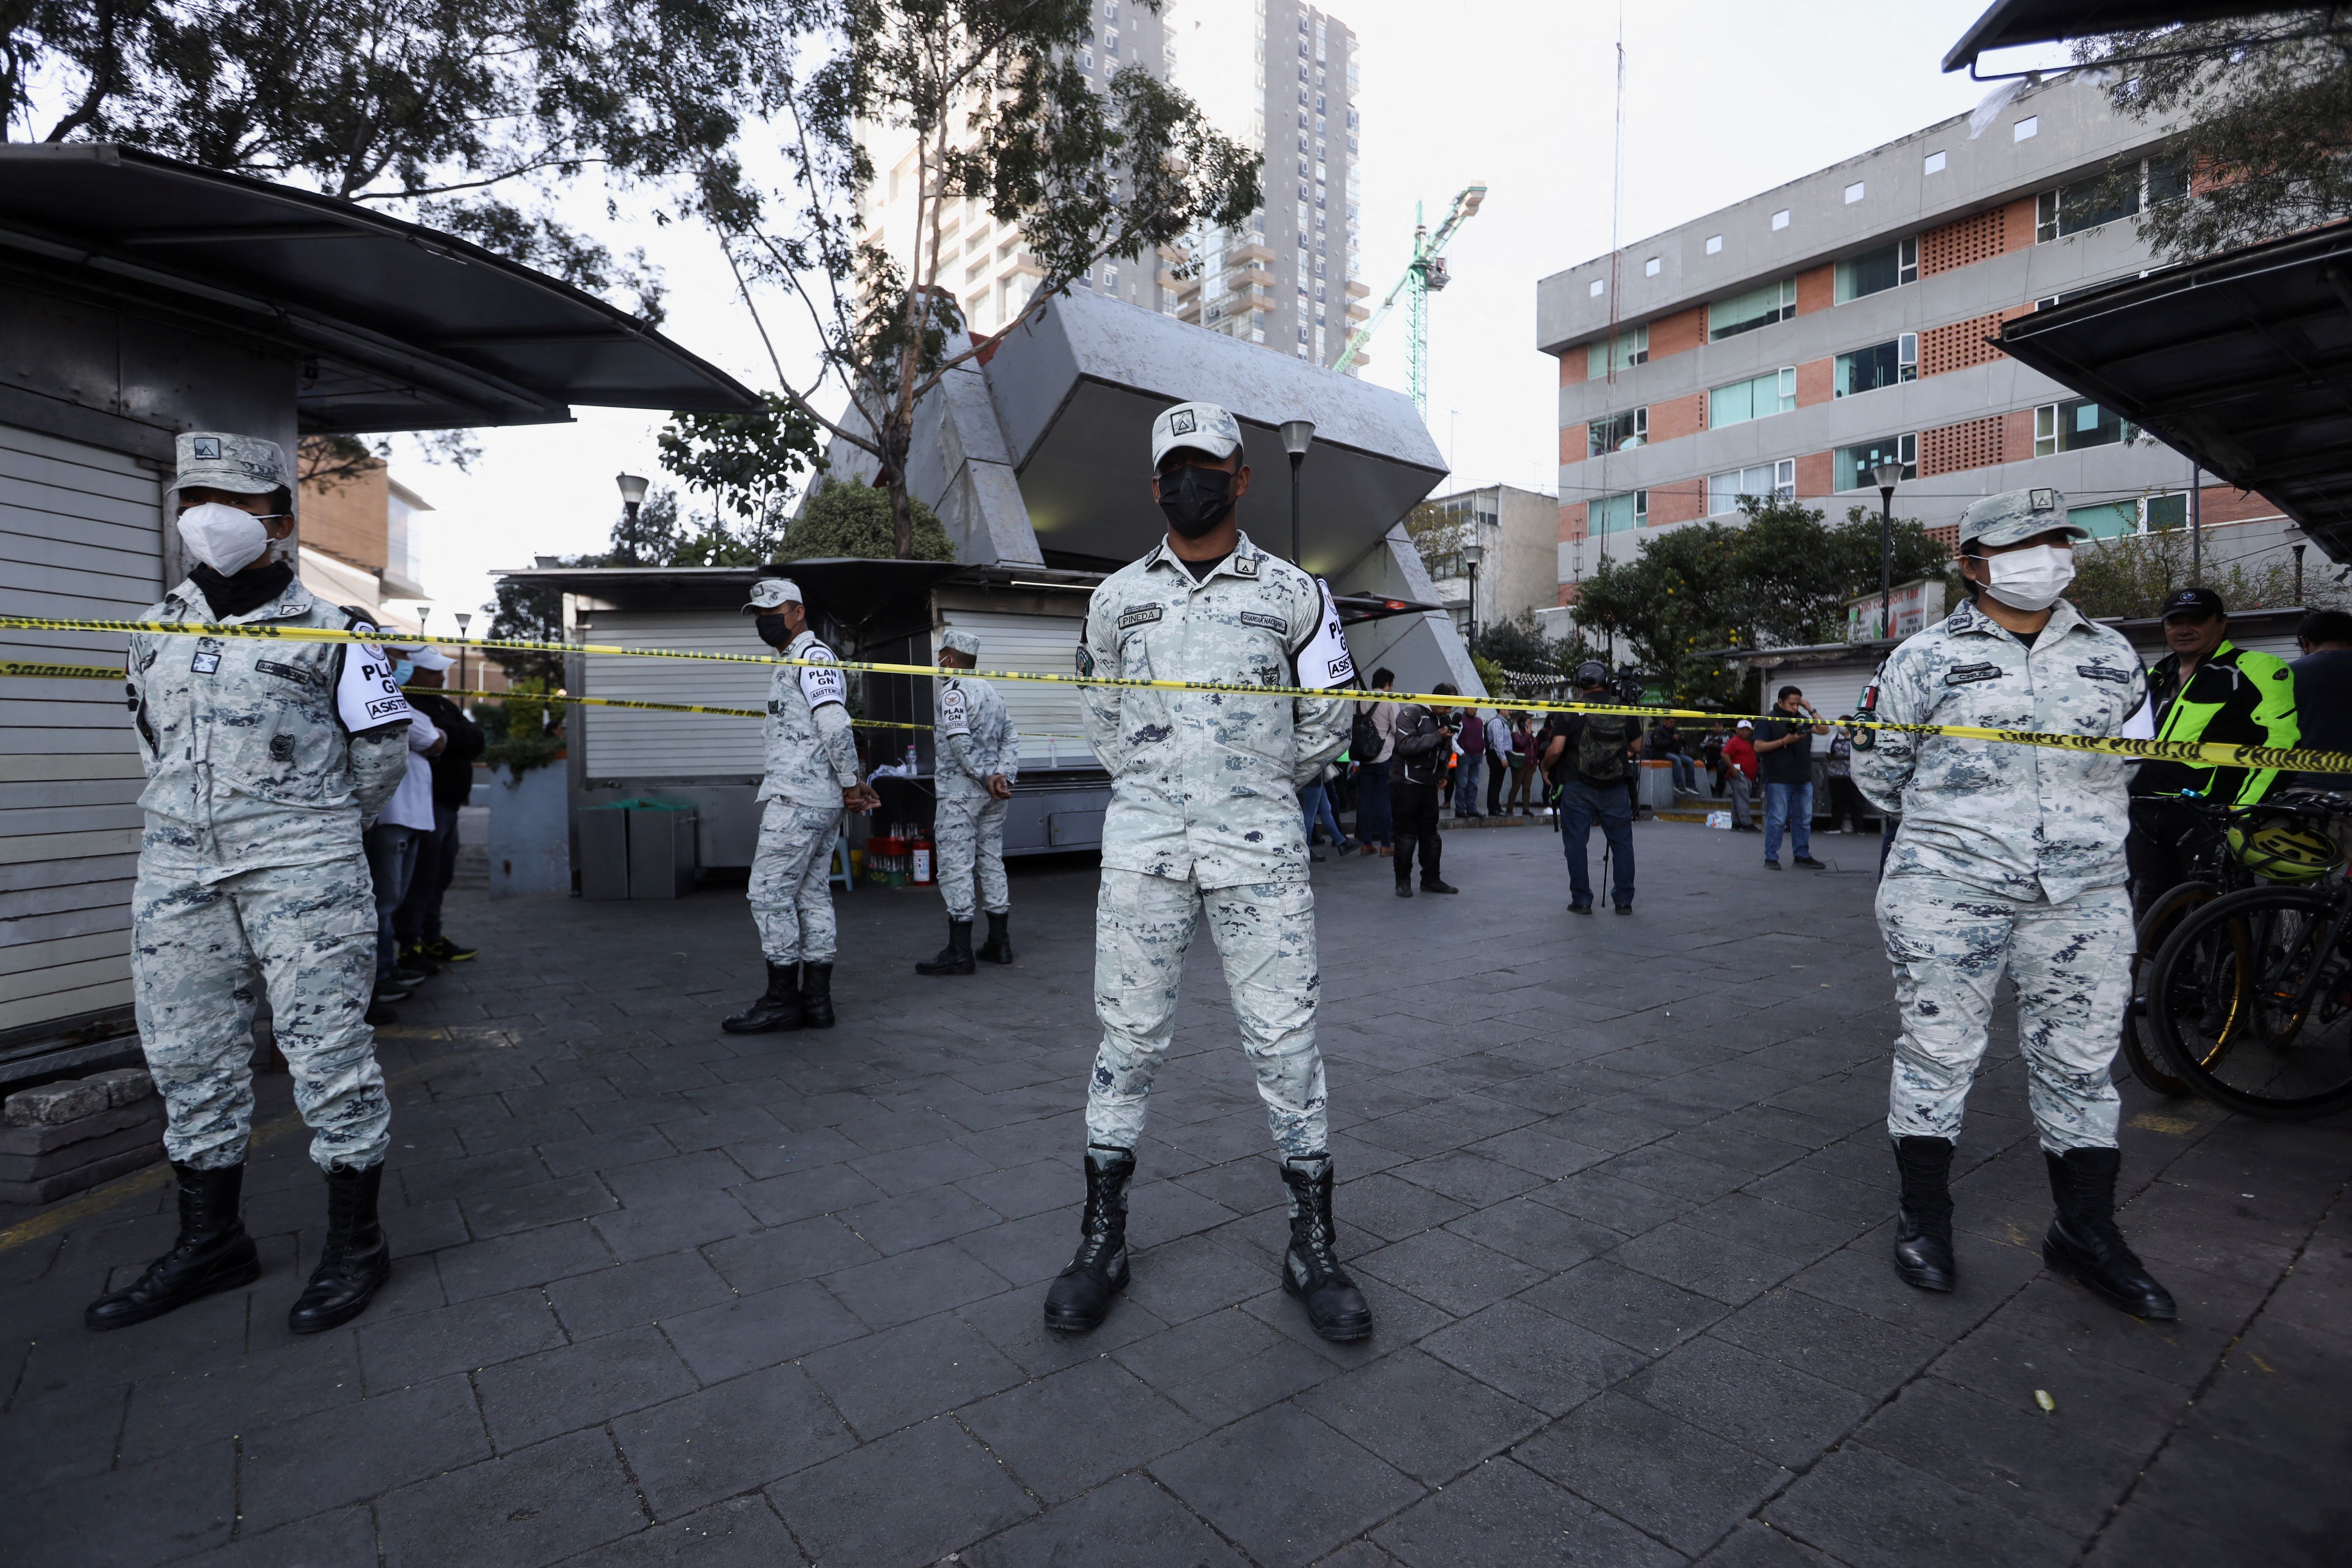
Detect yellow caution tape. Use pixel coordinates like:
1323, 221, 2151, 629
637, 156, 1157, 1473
6, 613, 2350, 776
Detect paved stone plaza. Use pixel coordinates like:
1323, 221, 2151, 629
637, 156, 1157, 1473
5, 820, 2346, 1567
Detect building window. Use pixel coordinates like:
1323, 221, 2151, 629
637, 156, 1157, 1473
1587, 407, 1647, 457
1644, 256, 1660, 277
1835, 237, 1918, 302
1589, 277, 1604, 298
1844, 180, 1866, 204
1586, 323, 1649, 377
1833, 434, 1917, 491
1770, 209, 1790, 230
1705, 233, 1724, 255
1924, 150, 1947, 174
1834, 334, 1918, 397
1709, 367, 1797, 428
1590, 491, 1647, 534
1708, 461, 1795, 514
1708, 278, 1795, 341
2035, 398, 2137, 455
2036, 155, 2189, 242
2014, 115, 2038, 140
2069, 493, 2187, 538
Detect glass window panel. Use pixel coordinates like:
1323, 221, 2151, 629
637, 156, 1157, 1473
1777, 367, 1797, 410
1834, 437, 1918, 492
1708, 279, 1795, 341
2144, 492, 2189, 530
1835, 241, 1912, 303
1591, 492, 1645, 533
2068, 502, 2139, 539
2054, 397, 2134, 450
1586, 323, 1649, 377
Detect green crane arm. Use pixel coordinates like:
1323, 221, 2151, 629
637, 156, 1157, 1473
1332, 182, 1487, 375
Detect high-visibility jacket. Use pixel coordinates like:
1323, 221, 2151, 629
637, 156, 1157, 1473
2135, 640, 2299, 806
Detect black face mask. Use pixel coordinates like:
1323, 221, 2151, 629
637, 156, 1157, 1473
1156, 465, 1235, 539
755, 615, 798, 650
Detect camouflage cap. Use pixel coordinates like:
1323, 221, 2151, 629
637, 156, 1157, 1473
740, 578, 803, 614
1956, 487, 2090, 550
940, 628, 981, 658
173, 431, 289, 497
1151, 401, 1244, 468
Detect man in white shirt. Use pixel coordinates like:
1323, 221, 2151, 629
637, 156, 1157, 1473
365, 647, 445, 1017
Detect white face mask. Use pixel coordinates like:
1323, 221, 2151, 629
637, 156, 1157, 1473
177, 501, 272, 575
1979, 543, 2076, 612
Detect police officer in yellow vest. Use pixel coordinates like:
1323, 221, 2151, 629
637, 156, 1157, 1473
90, 433, 414, 1337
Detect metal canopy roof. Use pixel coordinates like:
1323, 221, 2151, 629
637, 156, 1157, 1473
1995, 221, 2352, 562
1943, 0, 2272, 72
0, 143, 760, 433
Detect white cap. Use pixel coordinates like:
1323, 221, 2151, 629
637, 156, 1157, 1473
1735, 719, 1754, 729
1151, 402, 1244, 469
408, 646, 453, 672
742, 578, 802, 613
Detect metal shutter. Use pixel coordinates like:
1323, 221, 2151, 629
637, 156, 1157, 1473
0, 425, 162, 1038
575, 609, 771, 780
937, 609, 1095, 770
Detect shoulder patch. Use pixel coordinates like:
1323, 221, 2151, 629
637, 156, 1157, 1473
1239, 611, 1288, 635
1117, 605, 1163, 631
1076, 643, 1096, 677
1943, 662, 2003, 686
2076, 664, 2131, 684
1233, 556, 1260, 577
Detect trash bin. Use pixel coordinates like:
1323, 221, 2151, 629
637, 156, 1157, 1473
579, 800, 700, 900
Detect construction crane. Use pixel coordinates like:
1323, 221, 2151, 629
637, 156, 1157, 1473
1333, 182, 1487, 416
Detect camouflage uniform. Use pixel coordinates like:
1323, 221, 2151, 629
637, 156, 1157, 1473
1077, 532, 1354, 1158
934, 643, 1016, 924
750, 626, 860, 964
1854, 570, 2148, 1154
127, 569, 412, 1172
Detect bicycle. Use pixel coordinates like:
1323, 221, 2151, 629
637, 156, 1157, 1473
2120, 796, 2264, 1097
2142, 791, 2352, 1119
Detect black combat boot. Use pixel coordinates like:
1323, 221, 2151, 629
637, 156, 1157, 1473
1043, 1146, 1136, 1332
2043, 1146, 2177, 1320
1279, 1155, 1374, 1342
721, 962, 803, 1034
800, 962, 837, 1029
1891, 1136, 1957, 1293
86, 1163, 260, 1331
288, 1162, 392, 1333
915, 920, 976, 976
976, 911, 1014, 965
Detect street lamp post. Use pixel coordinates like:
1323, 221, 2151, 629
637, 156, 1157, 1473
1871, 460, 1905, 640
454, 611, 473, 694
1460, 540, 1484, 651
1279, 419, 1316, 566
616, 471, 650, 528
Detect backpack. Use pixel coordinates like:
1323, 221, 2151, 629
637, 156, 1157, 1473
1577, 714, 1634, 783
1351, 703, 1381, 761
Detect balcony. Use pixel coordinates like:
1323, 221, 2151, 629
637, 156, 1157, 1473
1345, 279, 1370, 299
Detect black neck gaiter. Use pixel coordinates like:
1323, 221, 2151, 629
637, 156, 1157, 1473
190, 561, 293, 619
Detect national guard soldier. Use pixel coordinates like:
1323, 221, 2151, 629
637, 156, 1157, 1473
723, 579, 881, 1034
1852, 487, 2175, 1320
1047, 401, 1371, 1342
89, 433, 413, 1337
916, 627, 1017, 975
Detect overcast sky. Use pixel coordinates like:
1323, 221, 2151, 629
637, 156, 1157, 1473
397, 0, 2028, 631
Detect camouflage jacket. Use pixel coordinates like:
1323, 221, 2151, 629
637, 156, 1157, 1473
758, 628, 862, 808
127, 575, 412, 873
1078, 532, 1352, 888
1853, 596, 2148, 902
937, 674, 1016, 802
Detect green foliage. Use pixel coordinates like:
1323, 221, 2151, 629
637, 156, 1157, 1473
657, 393, 827, 546
481, 567, 579, 686
1575, 496, 1952, 706
783, 481, 955, 561
2081, 16, 2352, 263
474, 679, 565, 777
2068, 526, 2337, 619
1472, 609, 1592, 679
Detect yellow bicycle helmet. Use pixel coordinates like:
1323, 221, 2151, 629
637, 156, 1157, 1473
2228, 819, 2345, 882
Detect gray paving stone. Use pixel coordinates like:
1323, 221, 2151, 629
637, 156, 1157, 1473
0, 1385, 130, 1493
1708, 1287, 1944, 1398
460, 1174, 620, 1237
1522, 1258, 1731, 1355
239, 1376, 489, 1534
659, 1280, 866, 1384
1764, 1441, 2079, 1568
377, 1427, 648, 1568
1121, 1231, 1272, 1325
1419, 1297, 1646, 1416
550, 1495, 801, 1568
1372, 1455, 1683, 1568
1693, 1521, 1839, 1567
822, 1237, 1013, 1329
11, 1438, 235, 1568
167, 1506, 377, 1568
1351, 1228, 1545, 1317
544, 1249, 736, 1338
958, 1283, 1171, 1379
1623, 1334, 1873, 1468
1388, 1149, 1545, 1207
1518, 1390, 1790, 1556
962, 1355, 1206, 1503
1612, 1221, 1806, 1305
359, 1285, 567, 1392
1531, 1168, 1695, 1234
1293, 1346, 1544, 1484
1854, 1374, 2151, 1536
767, 1416, 1037, 1568
1150, 1402, 1425, 1568
800, 1311, 1026, 1439
611, 1364, 852, 1519
728, 1163, 889, 1227
1114, 1306, 1338, 1426
475, 1325, 698, 1451
962, 1473, 1249, 1568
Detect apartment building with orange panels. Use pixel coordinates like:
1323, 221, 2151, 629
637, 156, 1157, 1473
1536, 72, 2298, 604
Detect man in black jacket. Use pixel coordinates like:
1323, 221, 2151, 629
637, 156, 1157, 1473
1388, 682, 1460, 898
393, 648, 485, 968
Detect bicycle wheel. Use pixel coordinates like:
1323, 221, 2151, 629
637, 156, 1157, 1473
2122, 882, 2215, 1097
2146, 885, 2352, 1119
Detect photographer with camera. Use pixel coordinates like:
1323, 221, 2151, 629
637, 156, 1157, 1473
1540, 662, 1641, 915
1388, 682, 1461, 897
1755, 685, 1830, 870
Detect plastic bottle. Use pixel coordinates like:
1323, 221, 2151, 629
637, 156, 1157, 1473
910, 834, 934, 885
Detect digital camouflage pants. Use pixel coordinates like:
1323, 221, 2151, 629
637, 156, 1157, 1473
935, 791, 1009, 923
750, 800, 842, 964
1087, 868, 1328, 1160
130, 845, 390, 1172
1876, 873, 2131, 1154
